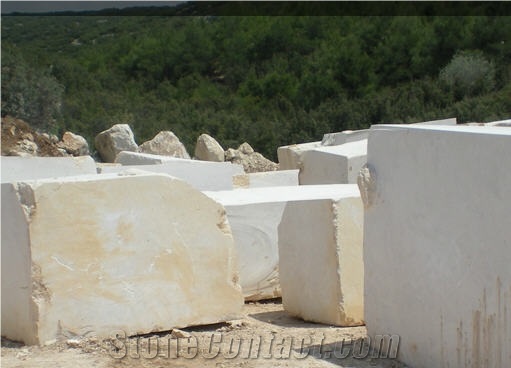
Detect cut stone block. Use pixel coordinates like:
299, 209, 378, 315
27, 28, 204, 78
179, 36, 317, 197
204, 185, 361, 302
233, 170, 299, 189
1, 172, 243, 345
101, 158, 244, 191
277, 188, 364, 326
95, 162, 122, 174
1, 156, 97, 183
299, 139, 367, 185
411, 117, 457, 125
362, 124, 511, 368
321, 129, 369, 146
277, 141, 321, 170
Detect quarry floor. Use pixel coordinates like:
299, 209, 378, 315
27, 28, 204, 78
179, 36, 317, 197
1, 300, 406, 368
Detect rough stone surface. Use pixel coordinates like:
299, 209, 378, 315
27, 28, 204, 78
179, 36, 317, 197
277, 141, 321, 171
363, 124, 511, 368
195, 134, 225, 162
321, 130, 369, 146
1, 172, 243, 345
138, 131, 190, 159
225, 143, 278, 173
1, 156, 97, 183
94, 124, 138, 163
299, 140, 367, 185
59, 132, 89, 156
103, 156, 244, 191
204, 185, 361, 302
233, 170, 299, 189
278, 188, 364, 326
1, 116, 66, 157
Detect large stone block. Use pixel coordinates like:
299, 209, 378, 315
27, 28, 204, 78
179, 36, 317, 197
103, 155, 244, 191
1, 172, 243, 345
1, 156, 97, 183
115, 151, 183, 165
299, 139, 367, 185
277, 141, 321, 170
204, 185, 362, 302
233, 170, 299, 189
278, 187, 364, 326
361, 124, 511, 368
321, 129, 369, 146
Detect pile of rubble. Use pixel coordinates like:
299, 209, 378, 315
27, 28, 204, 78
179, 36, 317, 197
1, 117, 279, 173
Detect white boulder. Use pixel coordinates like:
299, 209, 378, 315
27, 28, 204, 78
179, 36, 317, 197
94, 124, 138, 163
195, 134, 225, 162
138, 131, 190, 159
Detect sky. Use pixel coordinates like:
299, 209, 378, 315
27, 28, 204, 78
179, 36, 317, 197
1, 1, 183, 14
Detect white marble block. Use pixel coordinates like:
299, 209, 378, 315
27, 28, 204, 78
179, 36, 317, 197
321, 129, 369, 146
205, 185, 362, 303
102, 155, 244, 191
361, 124, 511, 368
1, 156, 97, 182
233, 170, 299, 189
299, 139, 367, 185
277, 187, 364, 326
277, 141, 321, 170
411, 117, 457, 125
1, 172, 243, 345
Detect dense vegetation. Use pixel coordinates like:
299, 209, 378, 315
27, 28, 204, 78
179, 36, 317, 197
2, 8, 510, 159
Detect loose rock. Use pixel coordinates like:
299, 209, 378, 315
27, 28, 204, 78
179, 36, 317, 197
94, 124, 138, 163
138, 131, 190, 159
195, 133, 225, 162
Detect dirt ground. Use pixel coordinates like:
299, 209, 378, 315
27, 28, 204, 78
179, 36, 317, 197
1, 300, 406, 368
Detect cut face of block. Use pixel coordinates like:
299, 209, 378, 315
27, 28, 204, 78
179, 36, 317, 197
362, 124, 511, 368
411, 117, 457, 125
299, 140, 367, 185
1, 172, 243, 345
233, 170, 299, 189
1, 156, 97, 182
115, 151, 184, 165
205, 185, 362, 303
101, 158, 244, 191
277, 141, 321, 170
278, 190, 364, 326
321, 129, 369, 146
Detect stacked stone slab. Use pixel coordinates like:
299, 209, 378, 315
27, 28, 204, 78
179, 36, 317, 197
233, 170, 299, 188
1, 156, 97, 182
105, 152, 244, 191
361, 124, 511, 368
299, 139, 368, 185
278, 186, 364, 326
204, 185, 363, 309
1, 172, 243, 345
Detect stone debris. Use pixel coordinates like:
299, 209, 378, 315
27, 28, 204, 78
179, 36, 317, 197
195, 133, 225, 162
58, 131, 90, 156
94, 124, 138, 163
225, 143, 278, 173
138, 131, 190, 159
170, 329, 191, 339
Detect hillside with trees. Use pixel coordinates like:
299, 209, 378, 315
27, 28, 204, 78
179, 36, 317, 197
2, 6, 510, 159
